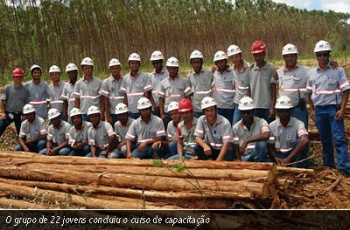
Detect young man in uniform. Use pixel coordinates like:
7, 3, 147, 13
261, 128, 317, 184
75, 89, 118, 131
47, 65, 66, 115
212, 51, 235, 125
39, 108, 71, 156
86, 105, 118, 158
61, 63, 79, 122
0, 68, 30, 137
14, 104, 47, 153
307, 40, 350, 176
120, 53, 152, 119
73, 57, 102, 121
194, 96, 234, 161
232, 96, 270, 162
165, 101, 181, 158
149, 50, 168, 117
25, 64, 49, 120
187, 50, 214, 118
248, 40, 277, 123
126, 97, 167, 159
100, 58, 124, 126
67, 108, 91, 157
268, 96, 309, 168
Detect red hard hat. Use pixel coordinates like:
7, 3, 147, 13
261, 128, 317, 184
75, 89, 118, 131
178, 99, 193, 112
251, 40, 266, 54
12, 68, 25, 77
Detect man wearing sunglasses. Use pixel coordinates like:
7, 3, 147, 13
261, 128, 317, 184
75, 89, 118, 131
268, 96, 309, 168
232, 96, 270, 162
307, 40, 350, 177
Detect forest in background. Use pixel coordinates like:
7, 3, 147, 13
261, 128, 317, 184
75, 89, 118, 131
0, 0, 350, 75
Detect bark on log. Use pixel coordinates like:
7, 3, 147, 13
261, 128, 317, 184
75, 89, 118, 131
276, 166, 315, 176
0, 182, 178, 209
0, 166, 269, 198
1, 162, 276, 183
0, 197, 50, 209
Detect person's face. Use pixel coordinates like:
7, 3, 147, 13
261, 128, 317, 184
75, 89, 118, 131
51, 116, 61, 127
191, 58, 203, 73
215, 59, 227, 71
13, 75, 24, 84
50, 72, 60, 82
89, 113, 100, 126
167, 66, 178, 78
152, 60, 163, 72
31, 69, 42, 81
169, 110, 180, 123
110, 65, 121, 76
283, 54, 298, 68
253, 52, 266, 64
129, 61, 140, 71
25, 112, 35, 122
276, 109, 292, 120
72, 115, 82, 126
316, 52, 330, 66
117, 112, 129, 124
180, 110, 193, 123
204, 106, 217, 122
240, 109, 253, 123
140, 108, 151, 119
229, 53, 242, 65
82, 65, 93, 76
67, 70, 78, 81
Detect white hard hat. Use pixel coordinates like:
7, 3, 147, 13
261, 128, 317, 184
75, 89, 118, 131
150, 51, 164, 61
69, 108, 82, 117
227, 45, 242, 57
109, 58, 121, 67
87, 105, 101, 116
23, 104, 35, 114
275, 96, 293, 109
166, 57, 179, 67
128, 53, 141, 62
314, 40, 332, 53
190, 50, 204, 60
66, 63, 78, 72
213, 51, 228, 62
167, 101, 179, 112
115, 103, 129, 115
137, 97, 152, 110
201, 96, 217, 110
30, 64, 42, 72
282, 43, 298, 55
81, 57, 94, 66
48, 108, 61, 120
238, 96, 254, 111
49, 65, 61, 73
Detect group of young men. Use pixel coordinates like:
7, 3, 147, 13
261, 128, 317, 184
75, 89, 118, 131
0, 39, 349, 177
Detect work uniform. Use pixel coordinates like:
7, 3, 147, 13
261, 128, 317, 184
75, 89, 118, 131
166, 120, 179, 158
212, 68, 235, 124
307, 63, 350, 174
25, 80, 49, 120
187, 68, 214, 118
14, 116, 47, 153
194, 114, 234, 160
232, 60, 250, 124
39, 120, 71, 156
120, 71, 152, 118
61, 80, 77, 118
0, 83, 29, 136
99, 76, 124, 125
47, 81, 66, 113
111, 117, 134, 158
247, 62, 277, 122
232, 116, 269, 162
126, 115, 166, 159
68, 121, 91, 156
277, 64, 310, 129
73, 76, 102, 119
87, 121, 116, 158
268, 117, 309, 167
149, 68, 168, 116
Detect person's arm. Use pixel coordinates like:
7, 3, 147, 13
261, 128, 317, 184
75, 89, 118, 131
233, 143, 241, 161
103, 96, 112, 124
335, 89, 349, 121
159, 97, 166, 121
62, 100, 68, 121
90, 145, 97, 158
216, 142, 230, 161
18, 137, 30, 152
52, 140, 69, 156
75, 97, 80, 109
281, 134, 310, 165
105, 134, 118, 157
269, 83, 277, 119
195, 136, 211, 156
307, 93, 315, 122
177, 138, 184, 159
100, 96, 105, 121
25, 134, 47, 145
239, 131, 270, 156
126, 140, 134, 158
138, 136, 164, 152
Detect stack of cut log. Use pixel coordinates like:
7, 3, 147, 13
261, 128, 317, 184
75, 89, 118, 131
0, 151, 315, 209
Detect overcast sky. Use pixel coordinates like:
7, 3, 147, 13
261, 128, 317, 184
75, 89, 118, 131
271, 0, 350, 13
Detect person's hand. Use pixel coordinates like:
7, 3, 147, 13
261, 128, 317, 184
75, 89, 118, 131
269, 108, 275, 120
137, 142, 148, 152
203, 145, 212, 156
335, 109, 345, 121
160, 113, 166, 122
239, 140, 248, 155
0, 113, 6, 120
152, 141, 162, 149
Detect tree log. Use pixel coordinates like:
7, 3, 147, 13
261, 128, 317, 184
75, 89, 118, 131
0, 166, 269, 198
0, 197, 50, 209
0, 182, 178, 209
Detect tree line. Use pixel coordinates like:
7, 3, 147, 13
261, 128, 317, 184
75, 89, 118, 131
0, 0, 349, 75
